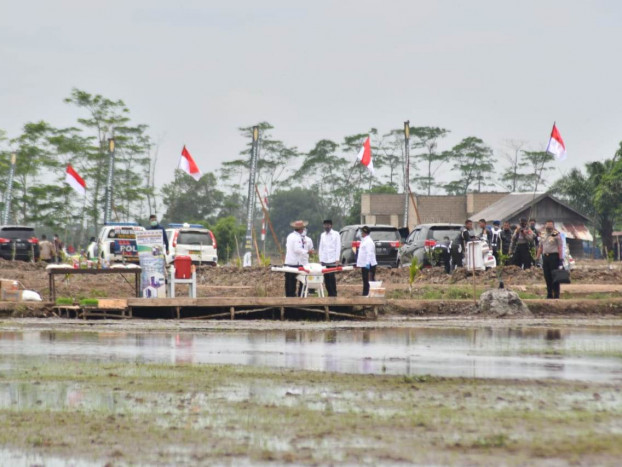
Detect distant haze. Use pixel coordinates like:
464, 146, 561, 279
1, 1, 621, 189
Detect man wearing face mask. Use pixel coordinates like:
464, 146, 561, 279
319, 219, 341, 297
536, 220, 564, 299
500, 221, 513, 257
147, 214, 169, 256
510, 217, 534, 269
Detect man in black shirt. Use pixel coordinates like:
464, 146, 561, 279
500, 221, 513, 257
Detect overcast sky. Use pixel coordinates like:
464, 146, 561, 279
1, 0, 621, 190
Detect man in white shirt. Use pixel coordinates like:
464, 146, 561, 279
319, 219, 341, 297
284, 220, 308, 297
356, 226, 378, 296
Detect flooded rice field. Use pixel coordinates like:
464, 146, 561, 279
1, 319, 621, 465
1, 322, 621, 383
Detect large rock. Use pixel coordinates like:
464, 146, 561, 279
478, 288, 532, 317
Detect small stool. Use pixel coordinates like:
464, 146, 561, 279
168, 265, 197, 298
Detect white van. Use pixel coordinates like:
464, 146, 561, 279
166, 223, 218, 266
97, 223, 145, 264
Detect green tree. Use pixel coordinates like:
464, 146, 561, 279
210, 216, 246, 263
410, 126, 450, 195
221, 122, 299, 194
552, 159, 617, 253
161, 171, 225, 225
444, 137, 494, 195
521, 151, 556, 192
64, 88, 153, 235
269, 188, 325, 242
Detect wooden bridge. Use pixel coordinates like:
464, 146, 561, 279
53, 297, 387, 321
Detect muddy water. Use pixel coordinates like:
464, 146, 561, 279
0, 326, 621, 382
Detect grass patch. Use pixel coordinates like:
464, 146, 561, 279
55, 297, 73, 306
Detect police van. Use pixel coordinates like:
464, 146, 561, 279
165, 223, 218, 266
97, 223, 145, 264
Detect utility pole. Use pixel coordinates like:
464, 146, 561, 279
2, 153, 16, 224
243, 126, 260, 267
103, 136, 115, 225
403, 121, 410, 229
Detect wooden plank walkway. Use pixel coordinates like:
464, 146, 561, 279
125, 297, 386, 320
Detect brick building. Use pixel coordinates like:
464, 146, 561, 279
360, 192, 508, 231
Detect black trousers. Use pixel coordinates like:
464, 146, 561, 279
322, 263, 337, 297
513, 244, 532, 269
284, 264, 300, 297
542, 253, 561, 299
361, 265, 377, 296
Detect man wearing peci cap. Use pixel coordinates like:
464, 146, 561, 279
284, 220, 308, 297
356, 226, 378, 296
319, 219, 341, 297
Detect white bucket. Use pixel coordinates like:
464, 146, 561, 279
369, 281, 382, 289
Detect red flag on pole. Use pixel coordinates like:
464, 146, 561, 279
546, 123, 567, 161
178, 145, 202, 180
65, 164, 86, 196
356, 136, 374, 175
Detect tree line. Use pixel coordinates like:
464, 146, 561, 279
1, 89, 620, 261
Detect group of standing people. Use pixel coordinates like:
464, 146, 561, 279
284, 220, 378, 297
38, 234, 64, 263
456, 217, 565, 299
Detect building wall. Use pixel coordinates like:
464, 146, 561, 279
417, 196, 466, 224
360, 192, 510, 230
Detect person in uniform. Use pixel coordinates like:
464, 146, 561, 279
356, 226, 377, 296
536, 219, 564, 299
39, 235, 55, 263
500, 221, 513, 257
510, 217, 535, 269
489, 220, 502, 264
318, 219, 341, 297
284, 220, 307, 297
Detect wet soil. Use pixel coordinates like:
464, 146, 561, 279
0, 357, 620, 465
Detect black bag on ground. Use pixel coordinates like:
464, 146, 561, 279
552, 268, 571, 284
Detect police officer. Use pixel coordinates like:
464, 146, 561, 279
510, 217, 535, 269
500, 221, 513, 257
536, 220, 564, 299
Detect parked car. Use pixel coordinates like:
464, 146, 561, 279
397, 224, 462, 267
339, 224, 401, 267
398, 223, 497, 269
0, 225, 39, 262
97, 223, 145, 264
166, 223, 218, 266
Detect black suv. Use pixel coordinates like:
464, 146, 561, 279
339, 224, 401, 267
397, 223, 462, 267
0, 225, 40, 261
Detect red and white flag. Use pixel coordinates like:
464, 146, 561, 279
65, 164, 86, 196
178, 145, 202, 181
261, 187, 269, 242
356, 136, 374, 175
546, 123, 567, 161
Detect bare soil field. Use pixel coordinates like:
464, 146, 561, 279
2, 258, 622, 303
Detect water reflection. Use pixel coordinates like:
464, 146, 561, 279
0, 326, 620, 382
